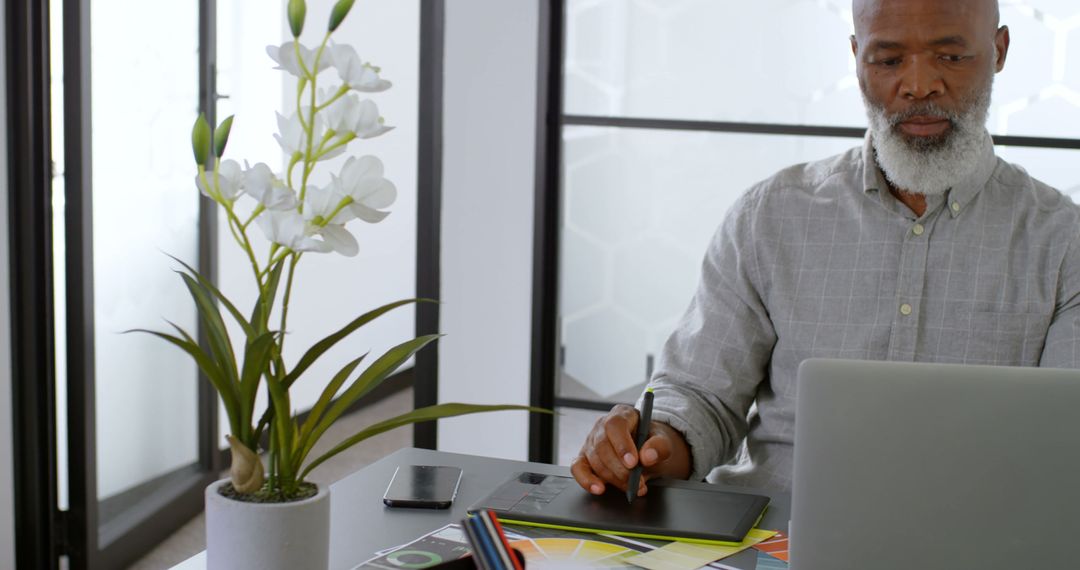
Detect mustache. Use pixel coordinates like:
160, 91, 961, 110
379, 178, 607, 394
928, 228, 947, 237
885, 103, 960, 127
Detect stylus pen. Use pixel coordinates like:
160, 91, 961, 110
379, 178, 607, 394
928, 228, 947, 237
627, 387, 654, 504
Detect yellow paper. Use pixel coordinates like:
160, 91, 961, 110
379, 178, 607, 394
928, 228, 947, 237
624, 529, 778, 570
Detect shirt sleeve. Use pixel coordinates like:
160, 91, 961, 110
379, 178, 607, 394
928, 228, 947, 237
1040, 222, 1080, 368
643, 191, 777, 481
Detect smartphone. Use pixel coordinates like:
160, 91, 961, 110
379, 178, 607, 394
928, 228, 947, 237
382, 465, 463, 509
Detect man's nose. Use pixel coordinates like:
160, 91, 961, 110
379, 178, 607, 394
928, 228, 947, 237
899, 57, 944, 100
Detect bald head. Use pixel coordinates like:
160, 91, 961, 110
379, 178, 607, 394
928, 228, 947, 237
853, 0, 1000, 39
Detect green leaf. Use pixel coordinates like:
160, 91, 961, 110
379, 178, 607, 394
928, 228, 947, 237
179, 273, 240, 389
263, 371, 294, 482
252, 259, 287, 333
298, 353, 367, 444
238, 332, 278, 438
214, 115, 234, 158
300, 403, 552, 480
283, 298, 431, 389
191, 114, 211, 166
165, 253, 253, 339
287, 0, 306, 38
128, 327, 242, 438
328, 0, 355, 32
295, 334, 440, 470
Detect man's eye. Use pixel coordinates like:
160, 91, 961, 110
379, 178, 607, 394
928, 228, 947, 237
878, 58, 902, 67
941, 54, 967, 63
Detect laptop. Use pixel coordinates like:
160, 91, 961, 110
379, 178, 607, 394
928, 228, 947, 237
791, 358, 1080, 570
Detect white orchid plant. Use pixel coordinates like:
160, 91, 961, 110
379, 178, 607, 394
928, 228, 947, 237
140, 0, 544, 502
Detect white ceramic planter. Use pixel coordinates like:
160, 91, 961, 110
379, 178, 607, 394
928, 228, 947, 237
205, 479, 330, 570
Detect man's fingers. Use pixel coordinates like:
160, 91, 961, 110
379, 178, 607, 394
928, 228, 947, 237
587, 442, 630, 486
605, 407, 641, 468
571, 454, 605, 495
640, 433, 672, 468
572, 404, 650, 496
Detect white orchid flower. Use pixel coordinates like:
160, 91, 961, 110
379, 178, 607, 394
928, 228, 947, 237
332, 156, 397, 223
302, 183, 354, 225
196, 159, 244, 202
255, 209, 332, 254
318, 225, 359, 257
301, 184, 359, 256
273, 112, 306, 157
274, 111, 346, 162
351, 99, 392, 139
325, 94, 393, 140
323, 92, 358, 134
243, 162, 299, 211
266, 41, 332, 78
329, 43, 391, 92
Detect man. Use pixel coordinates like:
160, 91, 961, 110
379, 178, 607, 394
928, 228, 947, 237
572, 0, 1080, 497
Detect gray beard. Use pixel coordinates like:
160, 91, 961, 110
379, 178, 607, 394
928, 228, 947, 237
863, 87, 992, 196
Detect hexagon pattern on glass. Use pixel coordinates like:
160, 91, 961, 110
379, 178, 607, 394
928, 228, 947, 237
559, 0, 1080, 401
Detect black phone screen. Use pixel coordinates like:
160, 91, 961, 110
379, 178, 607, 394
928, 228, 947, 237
382, 465, 463, 509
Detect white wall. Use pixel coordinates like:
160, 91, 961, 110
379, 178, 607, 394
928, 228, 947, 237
0, 0, 17, 564
437, 0, 540, 460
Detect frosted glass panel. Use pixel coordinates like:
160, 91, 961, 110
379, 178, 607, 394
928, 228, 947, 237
558, 127, 856, 399
92, 1, 200, 501
558, 127, 1080, 401
997, 146, 1080, 198
556, 408, 604, 467
564, 0, 1080, 138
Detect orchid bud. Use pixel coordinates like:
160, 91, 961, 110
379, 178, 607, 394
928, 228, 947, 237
191, 114, 211, 166
287, 0, 306, 38
214, 115, 234, 158
328, 0, 355, 32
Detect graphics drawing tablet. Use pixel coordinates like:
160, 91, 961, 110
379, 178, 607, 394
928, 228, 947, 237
467, 472, 770, 545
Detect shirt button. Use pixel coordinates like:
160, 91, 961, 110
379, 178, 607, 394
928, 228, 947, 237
912, 224, 925, 236
900, 303, 913, 316
951, 202, 961, 212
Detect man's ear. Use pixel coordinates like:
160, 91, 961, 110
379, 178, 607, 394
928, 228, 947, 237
994, 26, 1010, 72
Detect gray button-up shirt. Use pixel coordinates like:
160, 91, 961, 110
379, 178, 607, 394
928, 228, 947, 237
648, 132, 1080, 492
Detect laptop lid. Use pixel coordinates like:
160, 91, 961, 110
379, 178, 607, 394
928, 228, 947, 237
791, 358, 1080, 570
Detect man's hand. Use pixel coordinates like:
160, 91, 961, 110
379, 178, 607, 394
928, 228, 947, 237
570, 404, 693, 497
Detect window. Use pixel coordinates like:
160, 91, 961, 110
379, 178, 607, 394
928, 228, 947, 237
10, 0, 431, 567
532, 0, 1080, 464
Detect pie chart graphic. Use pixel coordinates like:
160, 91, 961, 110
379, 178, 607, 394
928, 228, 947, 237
508, 537, 642, 569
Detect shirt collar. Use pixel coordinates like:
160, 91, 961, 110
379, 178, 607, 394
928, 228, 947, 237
860, 130, 998, 219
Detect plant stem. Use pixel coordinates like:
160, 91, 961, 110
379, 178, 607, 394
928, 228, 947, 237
313, 129, 336, 157
312, 134, 354, 161
242, 204, 265, 230
296, 77, 309, 132
320, 196, 354, 227
262, 248, 292, 277
224, 202, 263, 288
314, 84, 350, 113
203, 161, 262, 287
286, 152, 302, 192
299, 34, 333, 210
267, 429, 277, 491
278, 254, 302, 355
